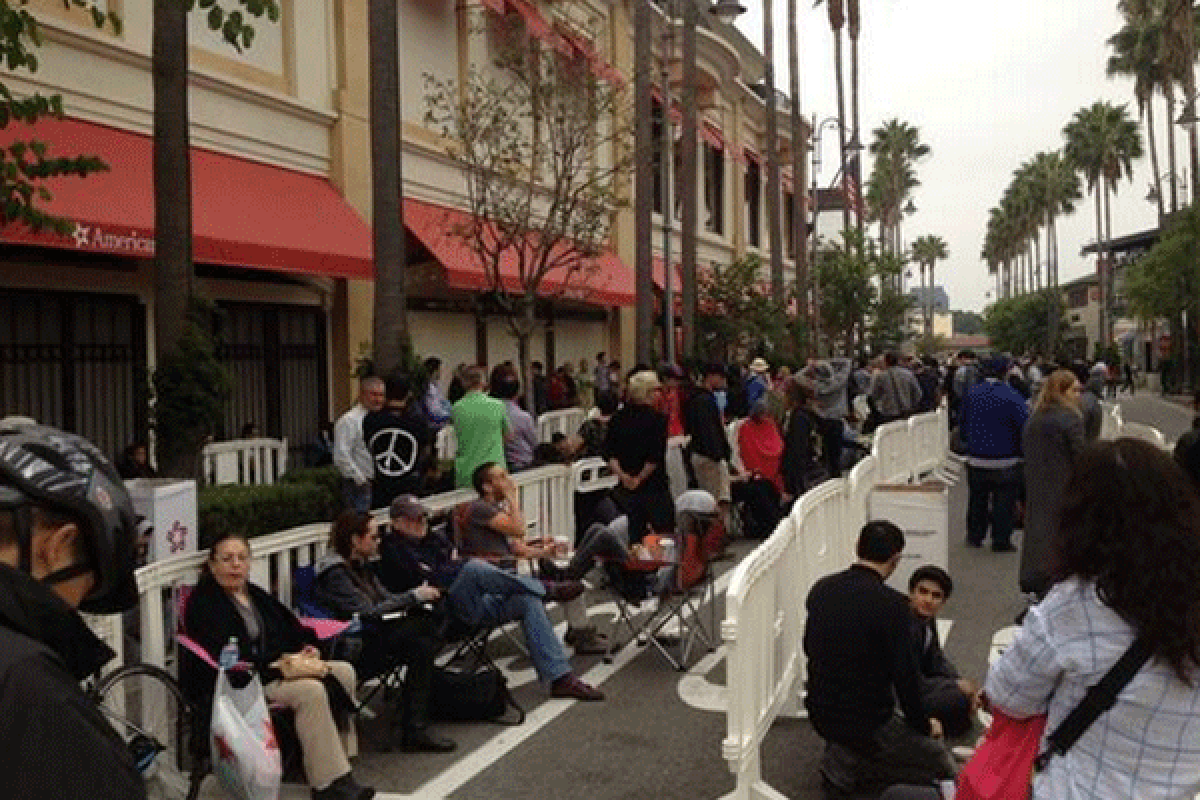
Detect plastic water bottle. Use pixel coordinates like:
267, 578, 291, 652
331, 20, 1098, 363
346, 612, 363, 635
218, 636, 239, 670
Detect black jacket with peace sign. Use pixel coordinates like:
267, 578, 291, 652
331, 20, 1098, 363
363, 405, 431, 508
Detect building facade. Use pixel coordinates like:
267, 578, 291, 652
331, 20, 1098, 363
1, 0, 807, 461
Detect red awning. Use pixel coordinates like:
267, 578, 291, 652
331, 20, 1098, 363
404, 197, 635, 306
0, 117, 372, 280
743, 146, 762, 166
556, 26, 624, 86
652, 256, 682, 291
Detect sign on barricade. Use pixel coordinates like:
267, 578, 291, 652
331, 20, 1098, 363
869, 480, 949, 593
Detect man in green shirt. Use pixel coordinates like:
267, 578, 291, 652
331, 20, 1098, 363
452, 366, 510, 488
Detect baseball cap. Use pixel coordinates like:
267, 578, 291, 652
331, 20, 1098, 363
389, 494, 428, 519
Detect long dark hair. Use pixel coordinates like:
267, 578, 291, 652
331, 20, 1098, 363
1054, 438, 1200, 683
330, 509, 370, 561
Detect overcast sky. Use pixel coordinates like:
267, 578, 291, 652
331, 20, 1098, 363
735, 0, 1166, 312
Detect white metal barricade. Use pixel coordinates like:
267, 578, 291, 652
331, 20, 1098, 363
572, 457, 617, 493
537, 407, 586, 443
722, 409, 952, 800
435, 425, 457, 462
1119, 420, 1168, 450
908, 412, 942, 477
727, 418, 746, 472
666, 435, 691, 499
201, 437, 288, 486
1099, 402, 1123, 440
873, 420, 912, 484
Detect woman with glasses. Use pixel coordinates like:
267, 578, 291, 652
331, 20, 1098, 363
182, 532, 373, 800
314, 510, 454, 753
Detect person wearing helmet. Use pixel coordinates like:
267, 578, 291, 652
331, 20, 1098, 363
0, 419, 145, 799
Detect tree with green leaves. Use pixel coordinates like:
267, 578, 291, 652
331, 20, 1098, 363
425, 31, 631, 406
1, 2, 119, 235
911, 234, 947, 340
1125, 201, 1200, 389
815, 228, 906, 354
983, 290, 1065, 357
1063, 101, 1144, 349
696, 254, 798, 364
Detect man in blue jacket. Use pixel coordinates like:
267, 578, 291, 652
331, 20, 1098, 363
959, 356, 1029, 552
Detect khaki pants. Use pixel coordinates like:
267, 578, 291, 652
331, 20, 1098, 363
690, 453, 731, 503
265, 660, 358, 790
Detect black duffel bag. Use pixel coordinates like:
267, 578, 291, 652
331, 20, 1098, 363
430, 665, 525, 725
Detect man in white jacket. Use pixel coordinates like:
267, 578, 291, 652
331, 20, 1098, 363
333, 376, 385, 512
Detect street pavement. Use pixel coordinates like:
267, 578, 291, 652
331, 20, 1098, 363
230, 471, 1010, 800
198, 400, 1197, 800
1108, 390, 1194, 442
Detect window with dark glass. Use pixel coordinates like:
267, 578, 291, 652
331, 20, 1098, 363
745, 157, 761, 248
704, 143, 724, 235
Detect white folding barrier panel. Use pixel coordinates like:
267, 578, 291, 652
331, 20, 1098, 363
537, 407, 587, 443
873, 420, 913, 485
435, 425, 458, 462
1119, 420, 1168, 450
202, 437, 289, 486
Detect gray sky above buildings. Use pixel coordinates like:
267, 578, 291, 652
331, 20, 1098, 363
734, 1, 1164, 312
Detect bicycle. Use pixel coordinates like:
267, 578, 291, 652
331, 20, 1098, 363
86, 662, 195, 800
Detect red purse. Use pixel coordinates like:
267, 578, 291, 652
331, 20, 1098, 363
956, 709, 1047, 800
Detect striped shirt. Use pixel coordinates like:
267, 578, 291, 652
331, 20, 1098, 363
985, 577, 1200, 800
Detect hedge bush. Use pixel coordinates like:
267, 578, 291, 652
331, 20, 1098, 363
280, 465, 342, 503
198, 480, 336, 548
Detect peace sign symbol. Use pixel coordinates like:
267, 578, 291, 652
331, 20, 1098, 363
369, 427, 418, 477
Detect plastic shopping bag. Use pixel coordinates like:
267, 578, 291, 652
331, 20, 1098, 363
209, 668, 283, 800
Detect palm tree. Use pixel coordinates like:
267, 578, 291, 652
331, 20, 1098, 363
1064, 101, 1145, 349
634, 0, 655, 363
788, 0, 808, 339
369, 0, 409, 376
763, 0, 785, 306
911, 234, 947, 340
1028, 150, 1082, 288
1164, 0, 1199, 207
1108, 12, 1170, 219
152, 0, 192, 362
867, 119, 929, 258
846, 0, 863, 234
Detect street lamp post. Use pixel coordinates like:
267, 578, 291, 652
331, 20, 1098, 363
809, 115, 850, 356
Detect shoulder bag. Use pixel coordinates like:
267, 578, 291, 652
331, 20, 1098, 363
957, 635, 1153, 800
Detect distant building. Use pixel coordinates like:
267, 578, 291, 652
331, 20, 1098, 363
907, 285, 950, 314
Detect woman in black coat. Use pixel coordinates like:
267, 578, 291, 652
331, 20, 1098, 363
313, 510, 454, 753
780, 379, 823, 506
181, 533, 371, 800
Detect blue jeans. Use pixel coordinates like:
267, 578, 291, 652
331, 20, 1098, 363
340, 479, 372, 513
445, 560, 571, 684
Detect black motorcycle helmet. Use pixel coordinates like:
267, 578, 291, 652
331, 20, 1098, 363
0, 419, 139, 613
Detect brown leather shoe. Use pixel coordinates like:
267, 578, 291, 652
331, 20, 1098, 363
550, 674, 605, 701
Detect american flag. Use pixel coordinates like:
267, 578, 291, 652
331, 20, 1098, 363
841, 153, 864, 219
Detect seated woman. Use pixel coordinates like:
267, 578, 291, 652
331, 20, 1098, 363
733, 399, 785, 538
182, 532, 373, 800
313, 511, 455, 753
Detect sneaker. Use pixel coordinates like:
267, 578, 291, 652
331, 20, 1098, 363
543, 579, 585, 603
550, 673, 605, 701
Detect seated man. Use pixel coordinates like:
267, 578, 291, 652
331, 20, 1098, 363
907, 565, 978, 739
804, 520, 957, 797
376, 495, 604, 702
463, 462, 607, 653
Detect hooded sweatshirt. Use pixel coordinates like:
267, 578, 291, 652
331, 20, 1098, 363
313, 551, 420, 620
0, 563, 145, 799
808, 358, 853, 420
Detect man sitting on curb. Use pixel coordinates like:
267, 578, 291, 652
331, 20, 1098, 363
376, 495, 604, 702
804, 520, 957, 797
908, 565, 978, 740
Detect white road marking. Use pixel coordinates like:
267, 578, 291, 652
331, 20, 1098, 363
379, 570, 733, 799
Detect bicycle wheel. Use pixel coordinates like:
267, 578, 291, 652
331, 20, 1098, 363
92, 664, 193, 800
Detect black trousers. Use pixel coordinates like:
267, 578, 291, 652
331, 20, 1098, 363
352, 613, 442, 732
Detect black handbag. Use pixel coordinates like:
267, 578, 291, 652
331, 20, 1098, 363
430, 665, 525, 725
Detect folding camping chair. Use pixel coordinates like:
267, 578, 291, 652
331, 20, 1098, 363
602, 491, 722, 671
